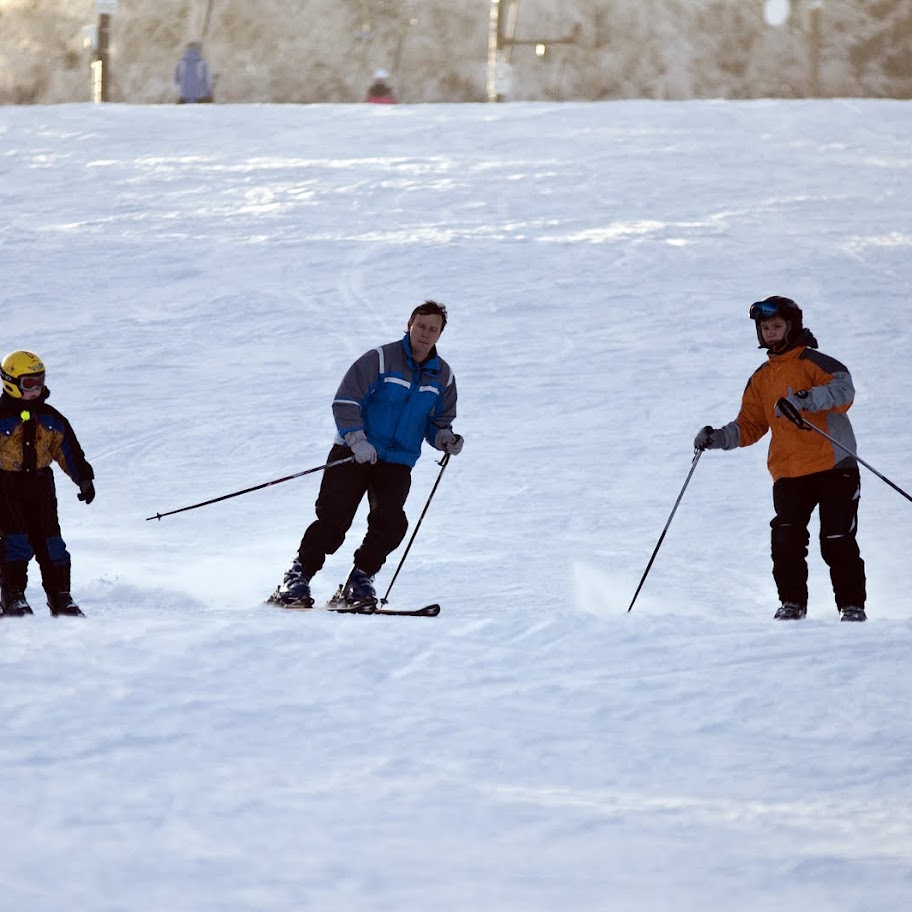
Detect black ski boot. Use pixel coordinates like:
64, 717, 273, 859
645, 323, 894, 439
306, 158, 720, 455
339, 567, 378, 612
1, 561, 32, 617
774, 601, 807, 621
1, 592, 34, 617
44, 564, 85, 616
839, 606, 867, 623
49, 592, 85, 617
267, 558, 314, 609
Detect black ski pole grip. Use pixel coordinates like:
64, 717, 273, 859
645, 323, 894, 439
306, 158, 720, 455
777, 397, 809, 429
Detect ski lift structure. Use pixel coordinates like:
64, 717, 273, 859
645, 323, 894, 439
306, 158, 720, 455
764, 0, 825, 97
356, 1, 419, 76
487, 0, 580, 102
200, 0, 217, 46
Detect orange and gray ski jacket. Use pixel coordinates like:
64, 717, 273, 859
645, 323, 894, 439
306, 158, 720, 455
713, 330, 857, 481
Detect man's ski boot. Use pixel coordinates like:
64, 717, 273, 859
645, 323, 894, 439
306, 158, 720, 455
774, 601, 807, 621
49, 592, 85, 617
1, 592, 34, 617
269, 559, 314, 609
340, 568, 378, 613
839, 606, 867, 623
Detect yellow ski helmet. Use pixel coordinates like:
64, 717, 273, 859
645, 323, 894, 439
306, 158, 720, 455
1, 350, 46, 398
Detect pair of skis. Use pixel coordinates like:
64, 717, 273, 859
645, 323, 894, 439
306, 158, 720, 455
267, 586, 440, 617
328, 601, 440, 617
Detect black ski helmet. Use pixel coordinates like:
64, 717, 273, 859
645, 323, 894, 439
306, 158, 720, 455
749, 295, 803, 349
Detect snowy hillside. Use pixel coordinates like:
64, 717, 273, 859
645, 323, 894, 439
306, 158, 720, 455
1, 99, 911, 911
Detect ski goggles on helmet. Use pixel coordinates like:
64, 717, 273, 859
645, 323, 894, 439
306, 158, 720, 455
17, 373, 45, 391
749, 300, 784, 320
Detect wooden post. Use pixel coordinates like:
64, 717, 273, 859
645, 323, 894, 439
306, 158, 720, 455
92, 0, 118, 103
809, 1, 822, 97
97, 12, 111, 102
487, 0, 501, 102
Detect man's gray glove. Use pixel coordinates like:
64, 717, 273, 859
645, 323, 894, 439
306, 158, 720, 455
434, 428, 464, 455
694, 426, 724, 451
344, 430, 378, 465
77, 480, 95, 504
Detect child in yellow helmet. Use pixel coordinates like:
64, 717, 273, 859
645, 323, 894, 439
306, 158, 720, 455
0, 350, 95, 617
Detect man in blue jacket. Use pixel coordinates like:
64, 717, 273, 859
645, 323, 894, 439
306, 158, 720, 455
272, 301, 463, 609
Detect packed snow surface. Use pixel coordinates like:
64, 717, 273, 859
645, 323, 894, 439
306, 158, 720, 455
2, 99, 911, 911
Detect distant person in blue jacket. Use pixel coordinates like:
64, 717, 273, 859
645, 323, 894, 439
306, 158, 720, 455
270, 301, 463, 611
175, 42, 213, 104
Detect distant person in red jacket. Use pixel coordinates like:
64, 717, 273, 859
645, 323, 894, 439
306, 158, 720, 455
364, 69, 397, 104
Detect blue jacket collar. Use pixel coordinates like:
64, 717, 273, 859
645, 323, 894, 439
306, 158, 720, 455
401, 332, 440, 371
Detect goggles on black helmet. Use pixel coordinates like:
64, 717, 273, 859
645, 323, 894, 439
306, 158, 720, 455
749, 300, 785, 320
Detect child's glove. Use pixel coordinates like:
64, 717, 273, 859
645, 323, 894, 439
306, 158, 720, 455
78, 480, 95, 504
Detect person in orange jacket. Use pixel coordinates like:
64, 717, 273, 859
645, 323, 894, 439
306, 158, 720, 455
694, 296, 867, 622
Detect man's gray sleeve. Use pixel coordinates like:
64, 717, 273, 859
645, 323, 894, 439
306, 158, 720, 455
332, 349, 380, 437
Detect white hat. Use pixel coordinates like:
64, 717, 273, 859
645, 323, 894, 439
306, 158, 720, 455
373, 69, 389, 81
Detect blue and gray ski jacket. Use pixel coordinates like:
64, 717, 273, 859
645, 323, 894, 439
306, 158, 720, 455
332, 334, 457, 468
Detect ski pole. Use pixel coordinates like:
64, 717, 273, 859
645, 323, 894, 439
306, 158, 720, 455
145, 456, 353, 521
778, 398, 912, 504
627, 449, 703, 612
380, 452, 451, 605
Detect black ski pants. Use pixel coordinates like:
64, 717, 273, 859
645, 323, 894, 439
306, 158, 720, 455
770, 466, 866, 610
297, 445, 411, 579
0, 468, 71, 605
